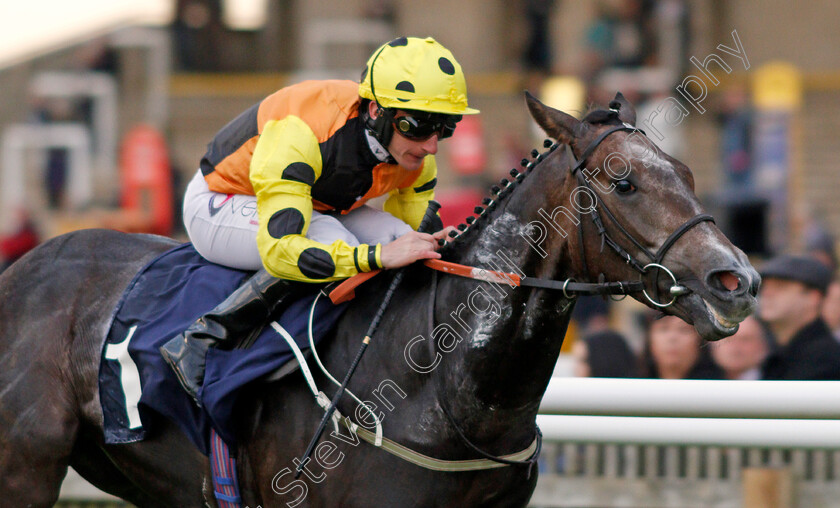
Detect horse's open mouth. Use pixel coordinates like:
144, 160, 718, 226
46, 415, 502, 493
704, 299, 739, 333
672, 292, 745, 341
692, 297, 740, 340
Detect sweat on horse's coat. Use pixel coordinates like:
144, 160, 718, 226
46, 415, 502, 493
99, 243, 347, 453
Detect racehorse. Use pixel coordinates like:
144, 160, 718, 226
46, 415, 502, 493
0, 92, 759, 507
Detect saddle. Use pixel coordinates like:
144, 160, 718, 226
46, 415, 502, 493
99, 243, 348, 454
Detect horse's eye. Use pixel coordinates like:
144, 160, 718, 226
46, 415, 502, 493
615, 180, 636, 194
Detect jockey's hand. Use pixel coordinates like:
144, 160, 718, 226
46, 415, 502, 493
380, 231, 441, 269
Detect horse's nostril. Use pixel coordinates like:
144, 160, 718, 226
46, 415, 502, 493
718, 271, 740, 292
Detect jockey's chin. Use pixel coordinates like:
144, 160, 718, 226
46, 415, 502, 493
388, 132, 439, 171
395, 153, 427, 171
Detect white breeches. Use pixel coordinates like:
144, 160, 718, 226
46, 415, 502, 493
182, 169, 412, 270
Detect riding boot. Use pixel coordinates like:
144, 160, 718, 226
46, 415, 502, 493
159, 269, 299, 406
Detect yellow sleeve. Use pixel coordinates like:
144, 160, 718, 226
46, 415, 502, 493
251, 116, 380, 282
383, 155, 437, 230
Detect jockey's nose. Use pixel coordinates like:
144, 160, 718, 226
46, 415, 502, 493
422, 134, 439, 154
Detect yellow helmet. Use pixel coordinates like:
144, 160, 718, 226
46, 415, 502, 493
359, 36, 479, 115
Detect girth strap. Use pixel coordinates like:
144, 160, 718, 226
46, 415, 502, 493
341, 415, 541, 472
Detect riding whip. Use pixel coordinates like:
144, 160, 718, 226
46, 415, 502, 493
295, 200, 442, 478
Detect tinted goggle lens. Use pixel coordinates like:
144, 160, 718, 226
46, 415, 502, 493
393, 114, 461, 140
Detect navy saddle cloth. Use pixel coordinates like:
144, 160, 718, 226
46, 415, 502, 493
99, 243, 348, 454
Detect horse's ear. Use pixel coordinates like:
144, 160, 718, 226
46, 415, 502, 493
609, 92, 637, 126
525, 91, 579, 145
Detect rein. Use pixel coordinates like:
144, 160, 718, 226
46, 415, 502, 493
422, 259, 642, 298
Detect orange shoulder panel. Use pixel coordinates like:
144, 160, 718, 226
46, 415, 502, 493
257, 80, 361, 142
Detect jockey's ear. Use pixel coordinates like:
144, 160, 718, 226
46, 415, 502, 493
608, 92, 637, 126
524, 91, 580, 146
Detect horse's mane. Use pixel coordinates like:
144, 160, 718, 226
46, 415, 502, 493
439, 137, 560, 256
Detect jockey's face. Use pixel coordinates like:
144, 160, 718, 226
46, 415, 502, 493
388, 115, 440, 170
368, 102, 440, 171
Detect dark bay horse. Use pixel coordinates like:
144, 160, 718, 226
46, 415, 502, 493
0, 93, 759, 507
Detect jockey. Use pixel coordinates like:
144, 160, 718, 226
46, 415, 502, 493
160, 36, 478, 405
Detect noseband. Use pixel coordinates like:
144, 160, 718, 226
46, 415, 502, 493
567, 123, 715, 307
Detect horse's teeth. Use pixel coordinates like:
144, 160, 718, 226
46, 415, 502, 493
710, 306, 736, 329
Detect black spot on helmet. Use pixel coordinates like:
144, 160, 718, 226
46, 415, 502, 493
438, 57, 455, 75
395, 81, 415, 102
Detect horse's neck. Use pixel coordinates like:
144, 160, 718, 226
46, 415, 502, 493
432, 167, 575, 440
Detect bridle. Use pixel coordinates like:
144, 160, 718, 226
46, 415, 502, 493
565, 122, 715, 308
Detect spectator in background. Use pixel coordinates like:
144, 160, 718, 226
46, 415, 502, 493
717, 86, 753, 188
521, 0, 557, 92
803, 228, 840, 341
71, 37, 118, 132
798, 205, 837, 270
709, 316, 768, 380
572, 330, 639, 378
824, 281, 840, 342
30, 97, 76, 209
581, 0, 656, 85
758, 255, 840, 380
571, 295, 610, 337
173, 0, 223, 71
642, 314, 723, 379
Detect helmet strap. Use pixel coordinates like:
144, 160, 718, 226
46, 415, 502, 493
362, 40, 398, 150
364, 102, 395, 150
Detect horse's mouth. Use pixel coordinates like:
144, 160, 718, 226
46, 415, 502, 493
703, 298, 740, 337
670, 290, 751, 341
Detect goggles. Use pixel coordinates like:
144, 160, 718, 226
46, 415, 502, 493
392, 111, 462, 141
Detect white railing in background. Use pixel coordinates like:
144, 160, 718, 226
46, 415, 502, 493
540, 378, 840, 419
530, 378, 840, 507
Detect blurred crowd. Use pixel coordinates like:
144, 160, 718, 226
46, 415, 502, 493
571, 243, 840, 381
